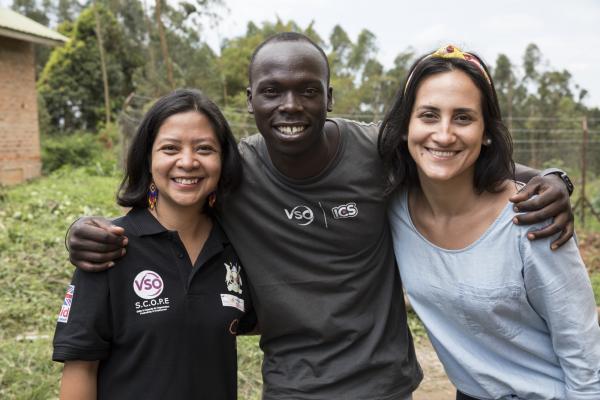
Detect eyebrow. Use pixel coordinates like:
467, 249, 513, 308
155, 137, 217, 144
256, 78, 324, 88
415, 105, 478, 114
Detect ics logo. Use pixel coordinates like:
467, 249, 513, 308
284, 205, 314, 226
331, 202, 358, 219
133, 270, 164, 299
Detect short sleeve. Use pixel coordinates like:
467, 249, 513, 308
237, 264, 258, 335
52, 268, 112, 362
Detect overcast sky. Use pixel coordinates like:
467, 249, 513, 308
201, 0, 600, 108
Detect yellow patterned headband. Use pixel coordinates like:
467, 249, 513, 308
404, 44, 492, 93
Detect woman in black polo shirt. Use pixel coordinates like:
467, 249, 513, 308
53, 89, 254, 399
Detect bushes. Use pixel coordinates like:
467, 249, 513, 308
41, 131, 119, 176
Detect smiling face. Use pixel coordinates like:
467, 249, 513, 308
150, 111, 222, 212
407, 69, 486, 186
247, 40, 332, 160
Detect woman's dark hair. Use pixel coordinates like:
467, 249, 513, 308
377, 50, 514, 195
117, 88, 242, 210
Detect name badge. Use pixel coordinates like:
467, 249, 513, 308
221, 294, 244, 312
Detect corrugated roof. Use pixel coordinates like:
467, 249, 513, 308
0, 7, 68, 46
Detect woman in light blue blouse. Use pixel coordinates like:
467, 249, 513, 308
378, 45, 600, 400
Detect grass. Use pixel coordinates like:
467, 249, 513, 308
0, 167, 122, 399
1, 167, 599, 399
0, 166, 267, 399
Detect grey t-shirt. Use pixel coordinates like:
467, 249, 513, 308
220, 118, 422, 399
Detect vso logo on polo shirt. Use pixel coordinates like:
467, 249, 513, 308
133, 270, 163, 299
284, 205, 314, 226
133, 270, 170, 316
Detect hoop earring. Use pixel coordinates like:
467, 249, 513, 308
208, 192, 216, 208
148, 181, 158, 210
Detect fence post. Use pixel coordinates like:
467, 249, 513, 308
580, 117, 588, 227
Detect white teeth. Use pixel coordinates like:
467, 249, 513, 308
277, 126, 305, 135
429, 149, 457, 158
174, 178, 199, 184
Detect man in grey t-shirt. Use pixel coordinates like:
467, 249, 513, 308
68, 33, 574, 399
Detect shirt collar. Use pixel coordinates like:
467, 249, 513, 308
127, 208, 166, 237
126, 207, 230, 246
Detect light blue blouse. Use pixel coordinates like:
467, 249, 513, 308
389, 191, 600, 400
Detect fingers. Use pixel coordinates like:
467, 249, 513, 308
550, 221, 575, 250
509, 177, 542, 204
70, 238, 124, 253
512, 186, 562, 214
67, 216, 128, 270
525, 221, 563, 241
70, 218, 126, 249
514, 199, 575, 249
512, 204, 555, 226
70, 248, 126, 269
71, 260, 116, 273
105, 225, 126, 236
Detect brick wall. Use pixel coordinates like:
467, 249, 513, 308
0, 36, 41, 185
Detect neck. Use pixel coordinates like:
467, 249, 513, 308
415, 171, 479, 218
268, 120, 339, 179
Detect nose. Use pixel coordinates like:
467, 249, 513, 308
279, 91, 303, 113
432, 118, 456, 146
177, 148, 199, 170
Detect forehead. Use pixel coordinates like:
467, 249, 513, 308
155, 111, 216, 139
414, 70, 481, 107
250, 41, 328, 85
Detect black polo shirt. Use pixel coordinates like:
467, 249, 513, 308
53, 208, 254, 400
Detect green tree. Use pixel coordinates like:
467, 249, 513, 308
38, 4, 141, 133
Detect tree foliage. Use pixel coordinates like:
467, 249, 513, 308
17, 1, 599, 176
37, 4, 137, 133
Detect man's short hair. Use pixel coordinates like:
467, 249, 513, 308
248, 32, 331, 85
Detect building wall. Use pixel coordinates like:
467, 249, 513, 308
0, 35, 41, 185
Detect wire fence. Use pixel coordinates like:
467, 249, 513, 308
118, 95, 600, 224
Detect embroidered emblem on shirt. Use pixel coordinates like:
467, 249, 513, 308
57, 284, 75, 323
225, 261, 243, 294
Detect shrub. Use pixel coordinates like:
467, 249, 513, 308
41, 132, 117, 175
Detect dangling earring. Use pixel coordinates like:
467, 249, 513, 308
208, 192, 216, 208
148, 181, 158, 210
483, 137, 492, 146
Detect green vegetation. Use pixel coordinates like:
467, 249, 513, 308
0, 168, 122, 398
0, 168, 266, 399
41, 132, 117, 174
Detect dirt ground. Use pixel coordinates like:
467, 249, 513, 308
412, 337, 456, 400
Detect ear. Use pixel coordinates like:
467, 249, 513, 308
326, 87, 333, 112
246, 87, 254, 114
